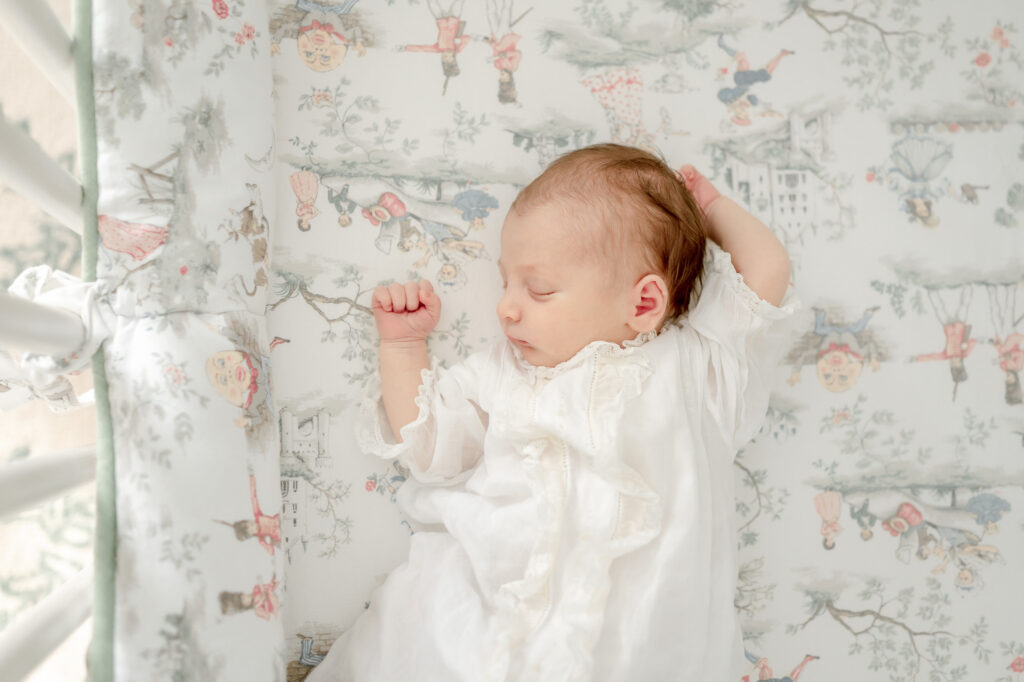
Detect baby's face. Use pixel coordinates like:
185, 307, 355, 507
497, 203, 635, 367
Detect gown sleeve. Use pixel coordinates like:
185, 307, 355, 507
681, 245, 798, 452
358, 350, 490, 484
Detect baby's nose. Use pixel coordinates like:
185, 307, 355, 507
496, 292, 520, 323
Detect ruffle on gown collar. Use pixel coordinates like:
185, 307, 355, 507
508, 327, 661, 385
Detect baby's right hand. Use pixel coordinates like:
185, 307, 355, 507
372, 279, 442, 343
677, 164, 721, 214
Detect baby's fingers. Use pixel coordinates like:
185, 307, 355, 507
417, 279, 435, 305
418, 280, 441, 315
387, 282, 408, 312
403, 281, 423, 312
676, 164, 721, 212
372, 285, 393, 313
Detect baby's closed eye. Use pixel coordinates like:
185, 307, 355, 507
526, 279, 555, 297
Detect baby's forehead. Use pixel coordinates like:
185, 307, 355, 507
502, 200, 600, 250
500, 201, 640, 277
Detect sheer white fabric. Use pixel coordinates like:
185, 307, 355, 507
310, 247, 797, 682
2, 266, 113, 411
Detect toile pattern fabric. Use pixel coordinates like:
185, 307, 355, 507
2, 0, 1020, 680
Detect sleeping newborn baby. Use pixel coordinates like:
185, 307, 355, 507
308, 143, 795, 682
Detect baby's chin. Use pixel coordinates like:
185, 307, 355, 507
511, 342, 546, 366
516, 344, 570, 368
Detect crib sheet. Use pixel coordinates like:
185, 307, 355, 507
65, 0, 1024, 680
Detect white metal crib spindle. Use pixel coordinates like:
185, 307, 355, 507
0, 1, 96, 680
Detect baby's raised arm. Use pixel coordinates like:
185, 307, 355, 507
371, 280, 442, 446
680, 165, 790, 306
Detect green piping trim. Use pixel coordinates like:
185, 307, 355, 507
72, 0, 116, 679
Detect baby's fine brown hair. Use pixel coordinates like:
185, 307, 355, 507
510, 143, 707, 318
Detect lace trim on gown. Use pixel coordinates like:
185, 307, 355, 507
702, 244, 797, 320
356, 357, 445, 480
488, 340, 663, 681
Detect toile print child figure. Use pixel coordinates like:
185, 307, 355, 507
216, 473, 282, 555
741, 651, 819, 682
308, 144, 796, 681
483, 0, 530, 104
451, 188, 500, 231
397, 212, 487, 271
985, 282, 1023, 405
843, 490, 1009, 589
270, 0, 368, 72
399, 0, 470, 95
324, 179, 357, 227
715, 35, 793, 126
219, 574, 280, 620
813, 490, 842, 550
913, 285, 977, 400
785, 306, 883, 392
994, 332, 1024, 405
291, 170, 320, 232
205, 316, 288, 445
581, 67, 656, 152
362, 192, 411, 254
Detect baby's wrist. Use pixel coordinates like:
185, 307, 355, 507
380, 336, 429, 352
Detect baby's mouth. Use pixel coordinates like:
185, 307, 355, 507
506, 334, 531, 349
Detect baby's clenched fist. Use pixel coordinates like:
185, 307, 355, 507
372, 279, 442, 342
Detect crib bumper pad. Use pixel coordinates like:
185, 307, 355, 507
84, 0, 286, 678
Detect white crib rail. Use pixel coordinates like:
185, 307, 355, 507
0, 1, 76, 102
0, 567, 93, 682
0, 291, 86, 357
0, 445, 96, 519
0, 113, 84, 235
0, 4, 95, 680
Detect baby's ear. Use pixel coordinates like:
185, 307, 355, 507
628, 274, 668, 333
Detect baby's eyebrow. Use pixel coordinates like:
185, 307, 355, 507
496, 259, 540, 274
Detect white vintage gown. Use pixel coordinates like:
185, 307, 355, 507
308, 248, 796, 682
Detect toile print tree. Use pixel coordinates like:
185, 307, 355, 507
776, 0, 954, 111
288, 83, 513, 193
101, 348, 205, 471
733, 396, 804, 648
788, 576, 990, 680
540, 0, 727, 69
270, 266, 373, 340
296, 80, 420, 171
